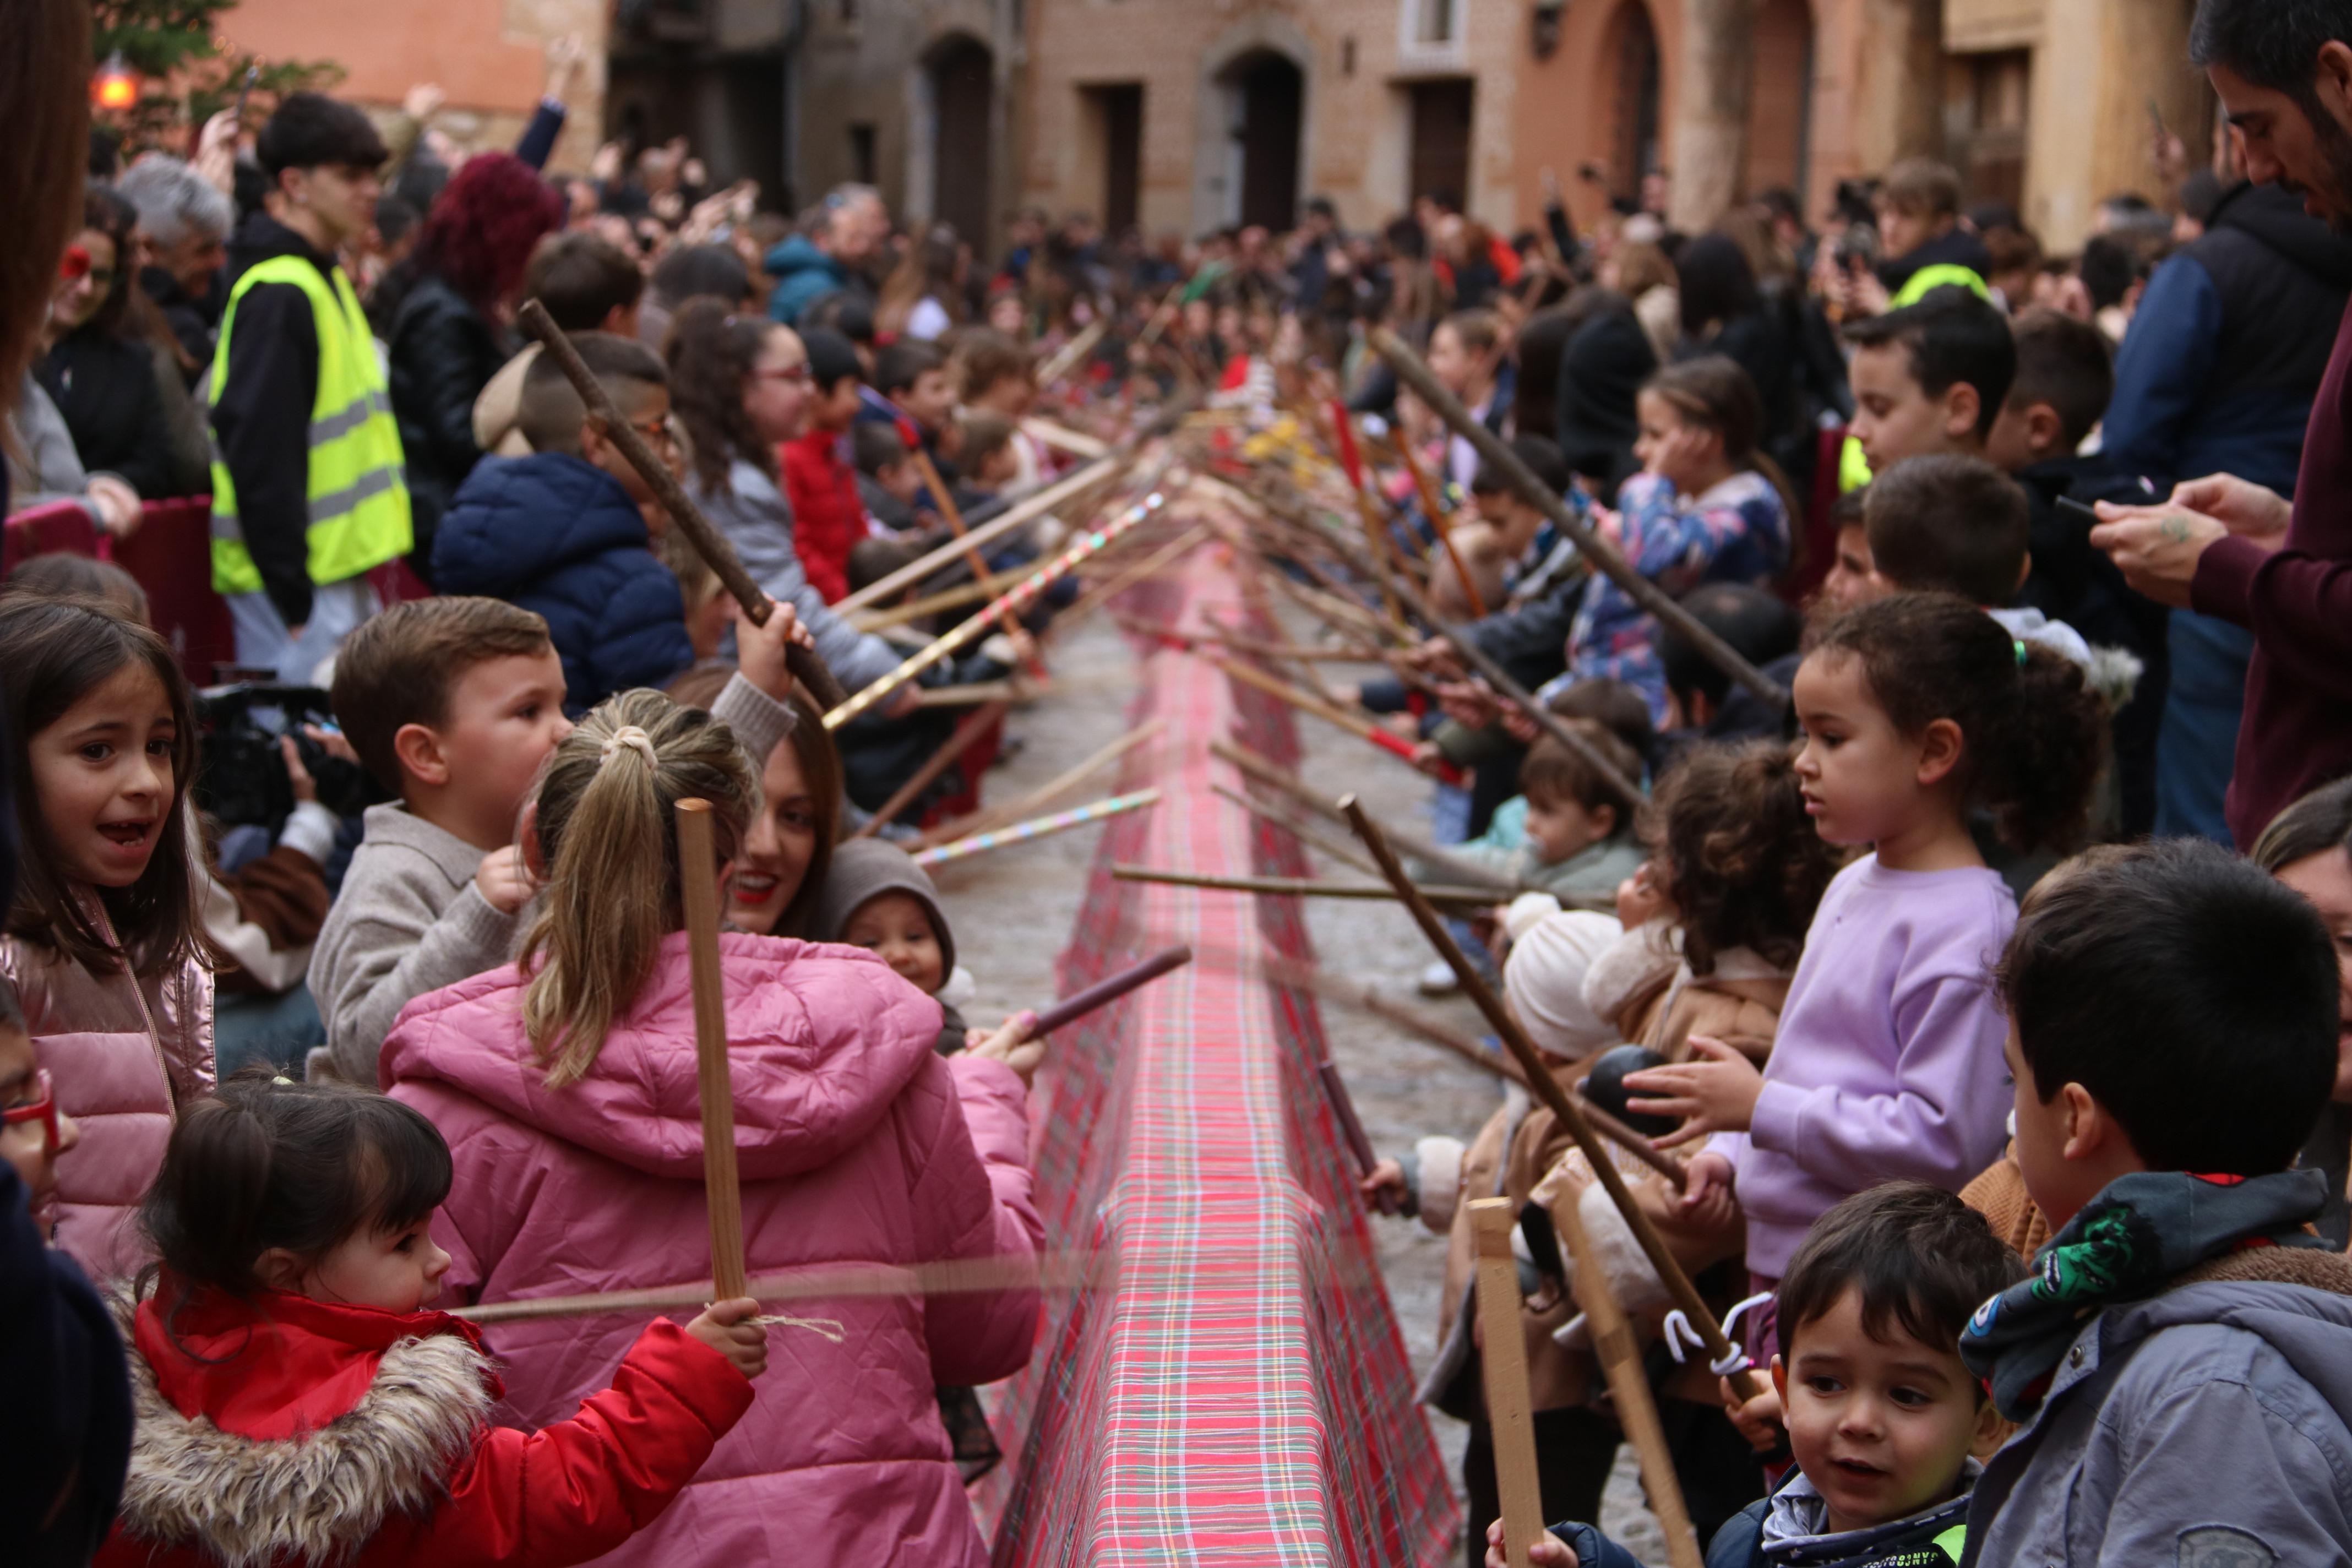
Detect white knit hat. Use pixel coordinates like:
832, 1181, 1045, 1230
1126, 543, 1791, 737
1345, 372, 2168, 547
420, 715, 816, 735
1504, 908, 1625, 1058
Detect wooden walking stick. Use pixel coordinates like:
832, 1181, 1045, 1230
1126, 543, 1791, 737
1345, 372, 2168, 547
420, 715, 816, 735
676, 800, 747, 1302
1369, 324, 1787, 708
1326, 401, 1412, 633
850, 699, 1010, 839
1384, 422, 1489, 619
516, 300, 845, 712
910, 447, 997, 590
1550, 1174, 1706, 1568
1340, 794, 1765, 1402
1472, 1197, 1548, 1568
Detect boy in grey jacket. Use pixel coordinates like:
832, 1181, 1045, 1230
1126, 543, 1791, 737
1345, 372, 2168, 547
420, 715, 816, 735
1957, 838, 2352, 1566
307, 595, 803, 1082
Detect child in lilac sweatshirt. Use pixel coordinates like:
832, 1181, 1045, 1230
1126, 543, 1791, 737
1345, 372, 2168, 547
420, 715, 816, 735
1624, 595, 2109, 1324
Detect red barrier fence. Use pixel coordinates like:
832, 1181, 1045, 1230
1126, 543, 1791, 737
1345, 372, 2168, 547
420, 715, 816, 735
979, 543, 1458, 1565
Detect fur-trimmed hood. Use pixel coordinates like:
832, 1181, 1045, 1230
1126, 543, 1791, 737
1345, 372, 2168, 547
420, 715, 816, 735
113, 1291, 495, 1567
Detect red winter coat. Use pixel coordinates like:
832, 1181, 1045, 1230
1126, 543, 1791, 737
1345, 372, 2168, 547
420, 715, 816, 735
100, 1284, 751, 1568
779, 428, 865, 602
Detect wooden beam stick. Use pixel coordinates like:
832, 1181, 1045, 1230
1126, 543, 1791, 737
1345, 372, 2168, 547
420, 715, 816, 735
1340, 795, 1761, 1400
1370, 324, 1787, 707
454, 1250, 1079, 1326
517, 300, 845, 711
1035, 321, 1108, 388
835, 449, 1132, 615
1550, 1176, 1707, 1568
1258, 956, 1686, 1186
1210, 782, 1381, 876
1108, 865, 1502, 907
676, 801, 747, 1303
826, 483, 1173, 731
1325, 401, 1413, 632
1321, 1059, 1400, 1215
850, 700, 1009, 840
1472, 1197, 1549, 1568
909, 448, 996, 589
845, 563, 1035, 632
1385, 423, 1489, 618
1022, 413, 1109, 457
1206, 736, 1527, 895
916, 718, 1166, 848
907, 682, 1026, 707
1210, 653, 1464, 786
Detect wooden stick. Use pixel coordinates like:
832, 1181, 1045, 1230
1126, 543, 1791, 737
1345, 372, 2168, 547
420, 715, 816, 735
1211, 654, 1463, 785
1207, 737, 1529, 895
676, 800, 747, 1303
516, 300, 845, 712
1386, 424, 1489, 618
1030, 944, 1192, 1035
1321, 1060, 1400, 1215
835, 450, 1131, 615
1339, 795, 1761, 1400
910, 447, 995, 588
1550, 1175, 1706, 1568
1369, 324, 1787, 707
1258, 956, 1686, 1186
1472, 1197, 1548, 1568
845, 563, 1034, 631
1022, 412, 1109, 456
1108, 865, 1502, 906
1035, 321, 1107, 388
1326, 401, 1413, 632
1210, 782, 1380, 875
826, 484, 1172, 730
850, 700, 1009, 839
455, 1250, 1073, 1326
1052, 522, 1211, 633
908, 681, 1024, 707
917, 718, 1165, 848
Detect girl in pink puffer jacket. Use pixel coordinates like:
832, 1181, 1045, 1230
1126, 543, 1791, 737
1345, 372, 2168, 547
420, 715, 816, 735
384, 688, 1043, 1568
0, 597, 214, 1280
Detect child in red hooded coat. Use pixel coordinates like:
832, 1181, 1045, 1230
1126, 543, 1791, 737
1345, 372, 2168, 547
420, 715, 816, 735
100, 1072, 765, 1568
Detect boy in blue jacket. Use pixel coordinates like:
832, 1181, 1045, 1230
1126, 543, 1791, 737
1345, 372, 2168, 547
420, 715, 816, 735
1488, 1184, 2022, 1568
431, 333, 694, 713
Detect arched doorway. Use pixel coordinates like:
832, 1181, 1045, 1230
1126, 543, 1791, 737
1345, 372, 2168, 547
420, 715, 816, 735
1220, 50, 1303, 230
929, 36, 993, 252
1605, 1, 1662, 206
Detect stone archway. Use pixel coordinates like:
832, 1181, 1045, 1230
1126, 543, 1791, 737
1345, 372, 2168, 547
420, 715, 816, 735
1190, 13, 1315, 235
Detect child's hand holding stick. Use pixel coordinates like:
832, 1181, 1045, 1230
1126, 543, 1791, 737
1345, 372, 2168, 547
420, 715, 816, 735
686, 1297, 770, 1380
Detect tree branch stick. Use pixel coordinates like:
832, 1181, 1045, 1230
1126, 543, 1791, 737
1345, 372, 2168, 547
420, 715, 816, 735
1340, 794, 1761, 1400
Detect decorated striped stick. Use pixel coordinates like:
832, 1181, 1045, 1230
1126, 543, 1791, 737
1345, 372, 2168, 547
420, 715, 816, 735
913, 789, 1162, 869
824, 484, 1174, 732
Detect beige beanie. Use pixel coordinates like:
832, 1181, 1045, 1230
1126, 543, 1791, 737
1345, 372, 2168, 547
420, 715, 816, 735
1504, 908, 1624, 1058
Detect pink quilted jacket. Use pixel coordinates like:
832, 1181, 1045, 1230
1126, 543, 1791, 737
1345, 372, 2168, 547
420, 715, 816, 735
382, 931, 1042, 1568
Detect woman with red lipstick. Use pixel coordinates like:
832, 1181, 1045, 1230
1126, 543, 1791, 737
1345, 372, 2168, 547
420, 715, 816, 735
0, 597, 213, 1282
664, 669, 843, 939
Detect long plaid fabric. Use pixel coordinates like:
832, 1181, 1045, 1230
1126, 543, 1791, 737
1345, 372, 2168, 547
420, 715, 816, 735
979, 545, 1459, 1565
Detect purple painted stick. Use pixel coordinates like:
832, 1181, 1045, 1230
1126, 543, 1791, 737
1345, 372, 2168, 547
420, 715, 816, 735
1030, 945, 1192, 1036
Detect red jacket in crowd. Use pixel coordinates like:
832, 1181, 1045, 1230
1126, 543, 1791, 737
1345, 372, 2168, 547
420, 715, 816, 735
780, 429, 867, 603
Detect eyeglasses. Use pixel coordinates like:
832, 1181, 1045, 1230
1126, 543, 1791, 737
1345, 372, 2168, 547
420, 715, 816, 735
751, 364, 811, 385
3, 1069, 61, 1155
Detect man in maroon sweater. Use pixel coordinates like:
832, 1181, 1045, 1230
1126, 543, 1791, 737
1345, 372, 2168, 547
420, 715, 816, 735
2094, 0, 2352, 848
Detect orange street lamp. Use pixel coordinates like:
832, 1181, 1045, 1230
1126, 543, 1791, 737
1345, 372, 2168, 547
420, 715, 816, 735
92, 52, 140, 112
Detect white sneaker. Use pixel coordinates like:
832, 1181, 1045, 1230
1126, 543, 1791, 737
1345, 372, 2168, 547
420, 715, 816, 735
1417, 959, 1459, 996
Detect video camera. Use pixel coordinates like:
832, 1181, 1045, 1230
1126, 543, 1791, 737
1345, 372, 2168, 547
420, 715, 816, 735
194, 683, 380, 834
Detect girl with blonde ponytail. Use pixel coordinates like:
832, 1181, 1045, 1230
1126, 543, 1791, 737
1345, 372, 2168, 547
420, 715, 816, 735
381, 687, 1043, 1568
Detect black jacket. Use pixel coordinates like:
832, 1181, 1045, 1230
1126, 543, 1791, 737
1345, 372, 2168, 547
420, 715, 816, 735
1877, 225, 1994, 295
138, 263, 220, 382
211, 213, 335, 627
388, 274, 511, 575
1555, 308, 1657, 492
0, 1166, 131, 1568
36, 329, 177, 499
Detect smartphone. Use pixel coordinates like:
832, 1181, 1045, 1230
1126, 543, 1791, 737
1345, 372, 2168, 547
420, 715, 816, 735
233, 63, 259, 128
2054, 496, 2103, 530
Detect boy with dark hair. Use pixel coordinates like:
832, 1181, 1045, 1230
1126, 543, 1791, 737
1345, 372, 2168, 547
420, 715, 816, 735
1469, 433, 1585, 605
1493, 1182, 2023, 1568
472, 232, 649, 458
1957, 836, 2352, 1566
1433, 718, 1645, 901
852, 419, 922, 532
430, 333, 705, 714
311, 587, 802, 1084
1842, 287, 2017, 475
211, 92, 410, 682
1988, 307, 2169, 833
1657, 580, 1802, 745
1862, 456, 2033, 607
779, 325, 869, 602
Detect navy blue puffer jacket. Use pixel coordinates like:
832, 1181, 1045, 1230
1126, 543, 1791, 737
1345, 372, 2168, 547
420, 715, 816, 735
430, 451, 694, 714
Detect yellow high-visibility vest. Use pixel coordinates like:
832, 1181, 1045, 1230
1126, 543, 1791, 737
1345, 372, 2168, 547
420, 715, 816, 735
208, 255, 411, 595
